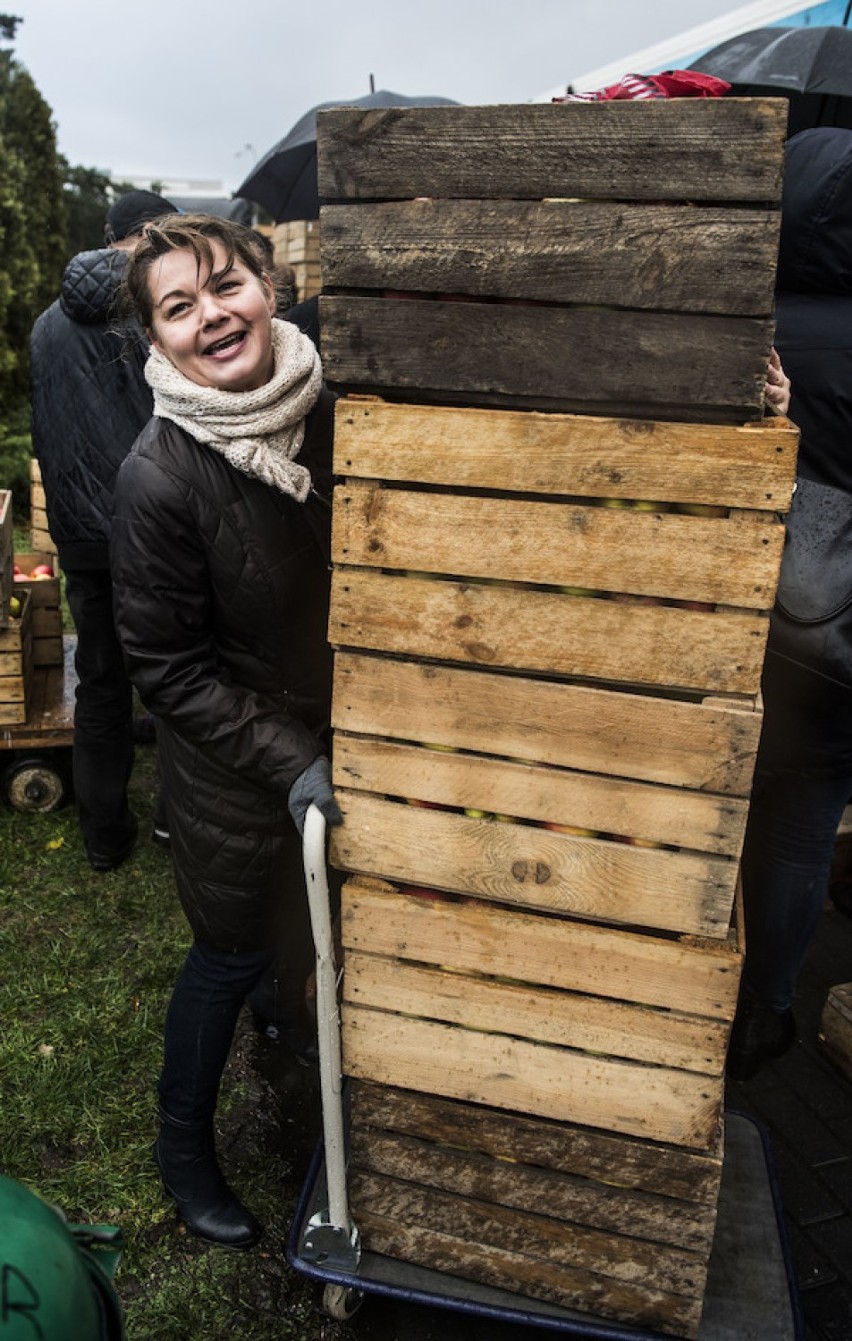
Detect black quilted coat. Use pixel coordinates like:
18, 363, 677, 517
30, 249, 152, 570
110, 389, 336, 952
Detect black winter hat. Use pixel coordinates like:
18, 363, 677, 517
104, 190, 176, 243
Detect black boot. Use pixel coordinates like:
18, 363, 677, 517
154, 1108, 261, 1249
726, 993, 796, 1082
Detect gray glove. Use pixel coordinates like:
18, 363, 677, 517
287, 757, 343, 836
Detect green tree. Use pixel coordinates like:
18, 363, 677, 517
0, 18, 66, 429
61, 162, 135, 257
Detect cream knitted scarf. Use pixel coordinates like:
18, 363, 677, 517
145, 318, 322, 501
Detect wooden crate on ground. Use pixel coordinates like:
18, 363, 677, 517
317, 98, 787, 423
348, 1080, 723, 1339
0, 488, 12, 625
13, 551, 63, 667
29, 458, 56, 556
0, 587, 33, 724
819, 982, 852, 1086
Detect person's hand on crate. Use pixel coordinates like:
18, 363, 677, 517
288, 756, 343, 836
765, 347, 791, 416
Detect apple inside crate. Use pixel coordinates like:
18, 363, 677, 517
14, 551, 63, 667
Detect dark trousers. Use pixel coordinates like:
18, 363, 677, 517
158, 942, 275, 1122
64, 568, 136, 856
740, 766, 852, 1011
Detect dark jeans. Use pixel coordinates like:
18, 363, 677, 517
158, 941, 275, 1122
740, 766, 852, 1011
63, 568, 136, 856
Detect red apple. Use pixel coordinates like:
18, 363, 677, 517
540, 821, 599, 837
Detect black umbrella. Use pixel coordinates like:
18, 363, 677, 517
689, 25, 852, 137
237, 88, 459, 223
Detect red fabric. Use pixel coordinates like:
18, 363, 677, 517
555, 69, 731, 103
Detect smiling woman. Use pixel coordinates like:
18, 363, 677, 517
146, 241, 277, 392
108, 213, 343, 1252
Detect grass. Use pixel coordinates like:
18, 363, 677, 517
0, 745, 350, 1340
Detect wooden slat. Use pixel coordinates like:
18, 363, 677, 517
349, 1127, 717, 1253
333, 481, 785, 608
351, 1082, 724, 1203
339, 880, 742, 1018
333, 398, 798, 510
332, 653, 762, 797
322, 199, 779, 315
343, 1005, 723, 1148
344, 952, 729, 1074
321, 296, 774, 423
330, 569, 769, 695
334, 734, 748, 856
316, 99, 787, 205
334, 790, 736, 937
350, 1193, 704, 1337
350, 1156, 709, 1290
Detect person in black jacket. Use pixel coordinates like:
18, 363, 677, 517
30, 190, 176, 869
110, 214, 342, 1249
727, 128, 852, 1080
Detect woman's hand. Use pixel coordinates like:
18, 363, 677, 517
765, 347, 791, 416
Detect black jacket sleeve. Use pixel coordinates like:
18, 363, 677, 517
110, 447, 323, 794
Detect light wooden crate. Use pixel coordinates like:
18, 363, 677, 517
341, 874, 740, 1149
329, 398, 798, 941
348, 1080, 724, 1339
272, 219, 321, 300
819, 982, 852, 1086
317, 98, 787, 423
29, 458, 56, 556
0, 587, 33, 724
14, 551, 63, 667
0, 488, 12, 625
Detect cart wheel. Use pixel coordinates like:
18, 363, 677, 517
2, 756, 69, 813
322, 1283, 363, 1321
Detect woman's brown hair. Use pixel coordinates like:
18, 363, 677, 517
120, 212, 269, 330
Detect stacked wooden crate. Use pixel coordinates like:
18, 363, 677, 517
29, 458, 56, 556
0, 489, 33, 725
272, 218, 321, 301
316, 100, 798, 1336
13, 551, 63, 668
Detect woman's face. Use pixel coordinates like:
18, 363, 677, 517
147, 239, 276, 392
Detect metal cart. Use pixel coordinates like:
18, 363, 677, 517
0, 635, 76, 812
292, 806, 804, 1339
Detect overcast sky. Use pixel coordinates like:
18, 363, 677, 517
13, 0, 746, 194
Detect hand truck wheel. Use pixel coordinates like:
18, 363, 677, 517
322, 1282, 364, 1321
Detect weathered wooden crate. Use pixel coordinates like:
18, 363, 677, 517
0, 587, 33, 725
348, 1080, 724, 1338
316, 99, 787, 423
29, 458, 57, 556
14, 551, 63, 668
819, 982, 852, 1087
329, 398, 798, 941
0, 488, 12, 626
341, 874, 741, 1148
